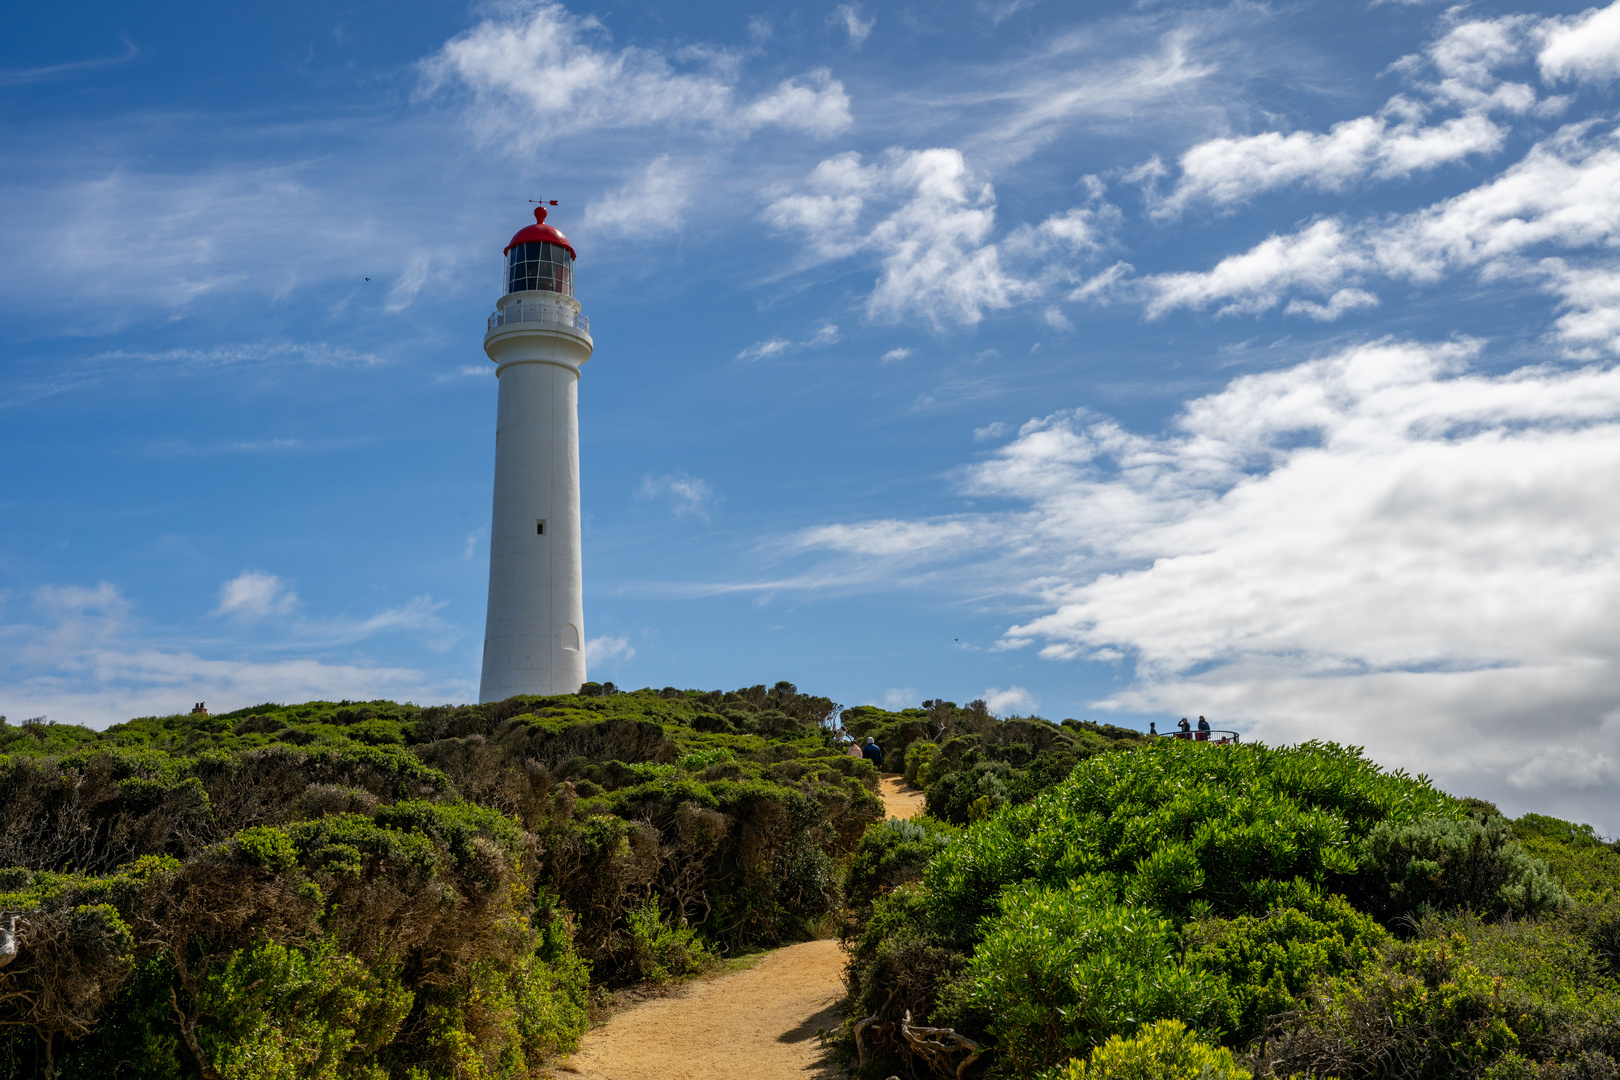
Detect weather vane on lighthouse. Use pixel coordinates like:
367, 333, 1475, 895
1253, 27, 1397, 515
478, 202, 592, 702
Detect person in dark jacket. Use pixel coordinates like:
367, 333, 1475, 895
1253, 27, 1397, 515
861, 737, 885, 768
1196, 715, 1211, 742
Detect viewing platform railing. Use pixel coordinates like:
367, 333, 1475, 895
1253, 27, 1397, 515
1154, 729, 1241, 744
487, 304, 590, 334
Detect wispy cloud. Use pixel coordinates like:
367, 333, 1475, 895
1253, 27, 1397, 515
585, 634, 635, 664
585, 155, 692, 235
1, 582, 468, 727
637, 473, 716, 519
419, 1, 851, 146
736, 322, 840, 360
215, 572, 299, 619
983, 685, 1037, 716
0, 36, 138, 87
765, 148, 1038, 326
830, 4, 875, 48
1112, 121, 1620, 354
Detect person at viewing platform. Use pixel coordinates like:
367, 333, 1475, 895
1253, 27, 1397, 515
1197, 716, 1211, 742
862, 737, 885, 768
1149, 721, 1158, 736
1177, 717, 1192, 739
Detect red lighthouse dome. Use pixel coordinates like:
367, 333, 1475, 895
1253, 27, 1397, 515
504, 205, 576, 260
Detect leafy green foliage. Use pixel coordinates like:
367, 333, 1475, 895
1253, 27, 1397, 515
845, 739, 1502, 1078
1185, 885, 1388, 1043
0, 684, 876, 1077
1357, 813, 1569, 923
964, 879, 1222, 1076
1038, 1020, 1252, 1080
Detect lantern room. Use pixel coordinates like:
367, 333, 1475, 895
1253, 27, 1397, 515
503, 205, 577, 297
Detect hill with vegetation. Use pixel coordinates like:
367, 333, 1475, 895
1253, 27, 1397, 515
3, 687, 1618, 1080
0, 683, 882, 1078
846, 734, 1620, 1080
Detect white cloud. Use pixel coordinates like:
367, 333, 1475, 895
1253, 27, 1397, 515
983, 685, 1038, 716
796, 518, 982, 560
215, 571, 298, 618
1539, 1, 1620, 85
585, 155, 692, 236
1134, 122, 1620, 344
741, 70, 852, 137
797, 337, 1620, 825
1155, 114, 1506, 218
974, 421, 1010, 441
1142, 220, 1372, 319
738, 338, 792, 361
638, 473, 716, 518
1, 582, 467, 728
736, 323, 839, 361
420, 2, 850, 145
207, 573, 453, 648
831, 4, 875, 47
1147, 15, 1546, 218
880, 686, 917, 710
881, 347, 912, 363
0, 161, 436, 317
1284, 288, 1380, 322
765, 148, 1037, 326
585, 634, 635, 664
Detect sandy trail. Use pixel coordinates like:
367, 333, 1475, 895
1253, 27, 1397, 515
558, 777, 923, 1080
558, 939, 845, 1080
879, 775, 926, 820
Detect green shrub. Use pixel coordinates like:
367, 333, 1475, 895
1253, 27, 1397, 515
845, 817, 958, 919
1038, 1020, 1252, 1080
925, 761, 1012, 825
1265, 935, 1522, 1080
622, 899, 715, 984
1185, 885, 1388, 1043
195, 937, 411, 1080
964, 878, 1222, 1076
1358, 813, 1569, 923
903, 741, 940, 789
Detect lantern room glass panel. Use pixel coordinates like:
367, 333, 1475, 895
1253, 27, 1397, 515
506, 242, 574, 297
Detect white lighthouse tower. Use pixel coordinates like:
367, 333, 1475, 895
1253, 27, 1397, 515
478, 205, 592, 702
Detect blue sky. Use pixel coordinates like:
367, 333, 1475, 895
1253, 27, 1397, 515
6, 0, 1620, 824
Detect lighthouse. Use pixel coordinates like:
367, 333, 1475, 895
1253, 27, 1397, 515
478, 205, 592, 702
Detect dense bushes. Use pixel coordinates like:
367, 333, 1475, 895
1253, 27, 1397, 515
1039, 1020, 1252, 1080
841, 703, 1145, 826
0, 684, 879, 1078
843, 738, 1589, 1080
963, 878, 1221, 1074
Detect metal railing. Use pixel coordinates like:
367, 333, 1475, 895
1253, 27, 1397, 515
1154, 729, 1241, 744
487, 304, 590, 334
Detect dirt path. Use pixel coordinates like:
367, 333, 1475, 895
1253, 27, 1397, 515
879, 775, 925, 820
556, 778, 925, 1080
558, 939, 845, 1080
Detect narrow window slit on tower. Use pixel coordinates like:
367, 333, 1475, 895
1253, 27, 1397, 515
536, 520, 546, 535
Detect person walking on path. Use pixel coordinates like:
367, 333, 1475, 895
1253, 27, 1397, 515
861, 737, 885, 769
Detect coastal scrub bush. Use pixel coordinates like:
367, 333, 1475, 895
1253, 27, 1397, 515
845, 739, 1466, 1077
1357, 813, 1569, 923
963, 878, 1221, 1076
1264, 935, 1522, 1079
1184, 885, 1388, 1043
1037, 1020, 1252, 1080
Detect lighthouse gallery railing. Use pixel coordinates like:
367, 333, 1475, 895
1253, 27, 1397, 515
488, 305, 590, 334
